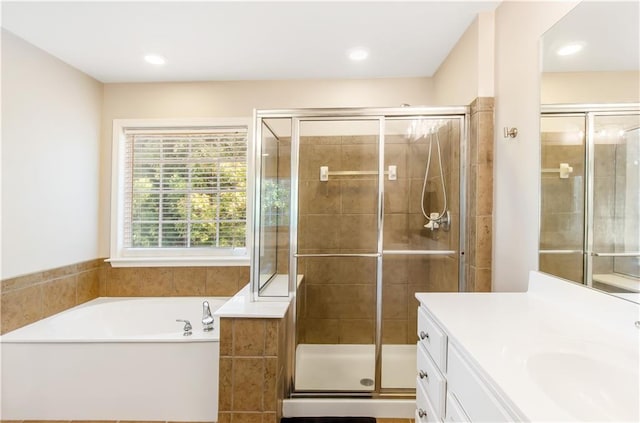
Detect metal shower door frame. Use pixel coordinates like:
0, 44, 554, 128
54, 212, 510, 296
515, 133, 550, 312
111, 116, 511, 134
254, 106, 469, 398
540, 103, 640, 289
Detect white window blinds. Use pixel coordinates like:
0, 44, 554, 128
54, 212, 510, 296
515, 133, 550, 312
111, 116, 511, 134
123, 127, 247, 249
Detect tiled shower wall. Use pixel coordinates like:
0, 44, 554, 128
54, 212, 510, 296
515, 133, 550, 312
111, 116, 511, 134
465, 97, 495, 292
296, 121, 463, 345
1, 260, 249, 334
540, 138, 635, 283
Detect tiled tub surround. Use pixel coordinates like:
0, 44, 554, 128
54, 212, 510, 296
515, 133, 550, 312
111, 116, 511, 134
1, 259, 249, 334
215, 289, 293, 423
1, 297, 228, 421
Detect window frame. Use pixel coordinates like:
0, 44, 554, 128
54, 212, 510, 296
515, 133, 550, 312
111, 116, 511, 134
109, 118, 253, 267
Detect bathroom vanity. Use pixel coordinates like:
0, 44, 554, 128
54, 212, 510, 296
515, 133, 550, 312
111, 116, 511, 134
415, 271, 640, 422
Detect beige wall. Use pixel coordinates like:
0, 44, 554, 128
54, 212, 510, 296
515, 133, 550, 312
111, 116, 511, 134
1, 30, 103, 279
492, 1, 579, 292
100, 78, 435, 256
542, 71, 640, 104
433, 11, 495, 106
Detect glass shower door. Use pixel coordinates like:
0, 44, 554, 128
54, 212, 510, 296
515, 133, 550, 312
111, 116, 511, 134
380, 117, 462, 391
539, 115, 586, 283
293, 118, 381, 393
590, 113, 640, 294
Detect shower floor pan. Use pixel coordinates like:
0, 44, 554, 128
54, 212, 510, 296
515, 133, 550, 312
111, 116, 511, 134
295, 344, 416, 391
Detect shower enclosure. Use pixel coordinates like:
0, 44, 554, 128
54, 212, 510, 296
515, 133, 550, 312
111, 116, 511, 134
252, 107, 467, 399
539, 104, 640, 295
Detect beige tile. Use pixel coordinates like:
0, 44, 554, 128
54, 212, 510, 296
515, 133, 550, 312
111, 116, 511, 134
383, 256, 408, 285
217, 413, 231, 423
231, 413, 262, 423
262, 413, 277, 423
220, 318, 233, 356
341, 144, 378, 171
385, 143, 409, 180
384, 179, 410, 214
2, 271, 43, 292
42, 263, 77, 280
383, 214, 409, 249
467, 265, 477, 292
467, 216, 477, 267
475, 216, 492, 269
105, 267, 139, 296
42, 276, 76, 317
232, 358, 264, 411
173, 267, 206, 295
339, 319, 374, 344
263, 357, 277, 411
339, 214, 377, 250
476, 268, 492, 292
306, 284, 374, 319
264, 320, 279, 356
218, 357, 233, 411
206, 267, 247, 296
382, 284, 407, 319
299, 144, 342, 180
303, 318, 339, 343
299, 215, 340, 251
138, 268, 174, 296
233, 319, 266, 356
476, 163, 493, 216
76, 270, 99, 304
477, 110, 494, 165
298, 180, 341, 215
341, 179, 377, 214
382, 319, 408, 344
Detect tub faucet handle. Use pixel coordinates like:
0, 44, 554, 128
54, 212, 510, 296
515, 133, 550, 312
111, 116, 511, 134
176, 319, 192, 336
202, 301, 214, 332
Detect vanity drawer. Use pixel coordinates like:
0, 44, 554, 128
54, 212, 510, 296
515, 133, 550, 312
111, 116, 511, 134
445, 392, 470, 422
417, 342, 446, 419
418, 306, 447, 370
447, 343, 514, 422
416, 376, 439, 423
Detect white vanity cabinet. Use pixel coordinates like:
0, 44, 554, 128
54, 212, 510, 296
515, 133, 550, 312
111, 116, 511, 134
416, 305, 514, 422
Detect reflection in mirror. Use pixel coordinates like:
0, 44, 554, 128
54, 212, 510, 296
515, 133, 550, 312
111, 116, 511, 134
540, 1, 640, 302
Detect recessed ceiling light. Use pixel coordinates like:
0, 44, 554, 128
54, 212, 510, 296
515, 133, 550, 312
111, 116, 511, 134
348, 48, 369, 61
556, 43, 584, 56
144, 54, 166, 65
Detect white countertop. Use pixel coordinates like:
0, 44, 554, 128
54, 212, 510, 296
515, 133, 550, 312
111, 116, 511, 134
416, 271, 640, 422
213, 275, 303, 319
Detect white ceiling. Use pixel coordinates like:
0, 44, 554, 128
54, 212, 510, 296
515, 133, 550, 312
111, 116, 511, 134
542, 1, 640, 73
1, 1, 501, 83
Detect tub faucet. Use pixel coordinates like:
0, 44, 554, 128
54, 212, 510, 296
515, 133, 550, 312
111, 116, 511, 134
202, 301, 214, 331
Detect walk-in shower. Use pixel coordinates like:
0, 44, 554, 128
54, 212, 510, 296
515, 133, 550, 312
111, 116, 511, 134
251, 107, 467, 405
539, 104, 640, 296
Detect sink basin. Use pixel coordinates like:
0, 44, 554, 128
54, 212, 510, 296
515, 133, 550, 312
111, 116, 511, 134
527, 351, 639, 421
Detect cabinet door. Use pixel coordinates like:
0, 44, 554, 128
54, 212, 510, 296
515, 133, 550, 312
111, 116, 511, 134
418, 307, 448, 370
447, 343, 515, 422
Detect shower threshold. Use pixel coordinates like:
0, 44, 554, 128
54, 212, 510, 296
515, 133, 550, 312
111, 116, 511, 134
294, 343, 416, 391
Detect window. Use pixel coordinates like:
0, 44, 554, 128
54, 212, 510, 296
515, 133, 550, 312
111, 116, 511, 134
110, 118, 251, 266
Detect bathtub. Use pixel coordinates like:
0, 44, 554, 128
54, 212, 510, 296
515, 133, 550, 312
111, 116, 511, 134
0, 296, 229, 421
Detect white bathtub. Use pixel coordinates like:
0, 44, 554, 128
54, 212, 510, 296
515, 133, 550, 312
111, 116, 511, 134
0, 296, 230, 421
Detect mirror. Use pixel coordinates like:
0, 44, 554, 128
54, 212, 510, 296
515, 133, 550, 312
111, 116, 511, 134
540, 1, 640, 302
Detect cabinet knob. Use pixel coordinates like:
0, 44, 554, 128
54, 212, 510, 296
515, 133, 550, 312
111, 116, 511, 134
418, 408, 427, 418
420, 330, 429, 340
419, 370, 428, 380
